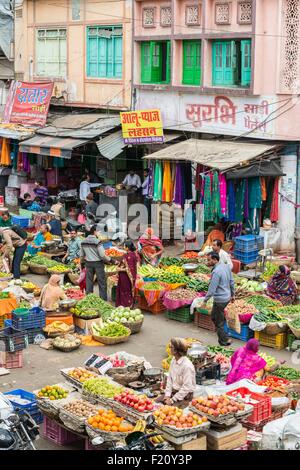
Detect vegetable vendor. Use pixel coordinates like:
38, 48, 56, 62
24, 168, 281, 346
39, 274, 66, 311
62, 229, 81, 263
199, 239, 233, 270
226, 339, 267, 385
116, 240, 139, 308
156, 338, 196, 409
27, 224, 52, 255
138, 227, 164, 266
266, 265, 297, 305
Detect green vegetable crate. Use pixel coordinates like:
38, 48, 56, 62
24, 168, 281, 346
165, 307, 193, 323
254, 331, 288, 350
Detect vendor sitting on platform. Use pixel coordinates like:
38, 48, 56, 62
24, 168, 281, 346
122, 170, 141, 191
226, 339, 267, 385
199, 239, 233, 270
138, 227, 164, 266
62, 229, 81, 263
157, 338, 196, 408
201, 223, 225, 251
39, 274, 66, 311
267, 265, 297, 305
27, 224, 52, 255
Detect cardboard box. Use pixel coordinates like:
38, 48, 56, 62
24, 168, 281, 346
174, 434, 206, 451
73, 317, 102, 335
204, 424, 247, 451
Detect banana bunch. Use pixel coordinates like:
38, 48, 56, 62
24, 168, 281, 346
133, 419, 146, 432
138, 265, 162, 278
146, 429, 165, 445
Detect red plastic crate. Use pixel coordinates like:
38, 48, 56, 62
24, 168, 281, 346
0, 350, 23, 369
194, 311, 216, 331
227, 387, 271, 424
43, 416, 82, 446
137, 295, 166, 314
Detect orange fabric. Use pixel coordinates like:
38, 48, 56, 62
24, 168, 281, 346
80, 335, 104, 346
0, 295, 17, 316
0, 138, 11, 166
260, 177, 267, 201
45, 315, 73, 326
202, 229, 225, 250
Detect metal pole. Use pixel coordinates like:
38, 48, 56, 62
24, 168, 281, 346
295, 146, 300, 262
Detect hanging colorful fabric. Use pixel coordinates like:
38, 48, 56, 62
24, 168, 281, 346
228, 180, 236, 222
173, 163, 184, 207
148, 161, 154, 199
0, 138, 10, 166
244, 179, 249, 219
219, 173, 227, 217
270, 177, 280, 222
260, 177, 267, 201
235, 179, 246, 222
203, 174, 213, 221
212, 172, 221, 223
153, 161, 163, 201
248, 177, 262, 209
162, 161, 172, 202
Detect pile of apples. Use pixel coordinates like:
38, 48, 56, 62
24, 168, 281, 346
154, 406, 207, 429
114, 390, 154, 413
191, 395, 245, 417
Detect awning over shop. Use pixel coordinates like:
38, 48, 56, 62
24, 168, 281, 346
96, 130, 125, 160
0, 123, 35, 140
19, 135, 87, 159
143, 138, 279, 171
226, 161, 285, 179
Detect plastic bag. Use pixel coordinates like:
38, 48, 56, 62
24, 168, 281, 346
226, 307, 241, 334
249, 315, 266, 331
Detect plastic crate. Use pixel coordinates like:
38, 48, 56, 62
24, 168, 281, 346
165, 307, 193, 323
4, 389, 37, 414
0, 327, 28, 352
43, 416, 83, 446
234, 235, 264, 252
233, 250, 259, 264
194, 311, 216, 331
224, 323, 254, 342
27, 328, 43, 344
0, 350, 23, 368
195, 363, 221, 385
4, 319, 12, 328
12, 307, 46, 330
31, 410, 43, 424
227, 387, 272, 424
85, 438, 100, 451
11, 215, 30, 228
254, 331, 287, 350
137, 295, 166, 314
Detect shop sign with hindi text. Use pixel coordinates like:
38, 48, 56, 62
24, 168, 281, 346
120, 109, 164, 144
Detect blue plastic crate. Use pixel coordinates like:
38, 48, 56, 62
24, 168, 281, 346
224, 323, 254, 342
103, 241, 112, 249
4, 319, 12, 328
12, 307, 46, 330
11, 215, 30, 228
234, 235, 264, 252
31, 409, 43, 424
234, 249, 259, 264
4, 389, 37, 414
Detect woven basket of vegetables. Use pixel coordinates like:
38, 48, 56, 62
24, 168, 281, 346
29, 263, 47, 275
68, 272, 79, 284
20, 264, 29, 275
264, 322, 288, 335
91, 322, 131, 345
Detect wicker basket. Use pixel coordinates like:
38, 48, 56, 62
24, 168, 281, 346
86, 423, 131, 442
68, 272, 80, 284
264, 322, 288, 336
92, 330, 131, 345
44, 325, 75, 338
123, 319, 143, 334
20, 264, 29, 275
59, 408, 87, 434
47, 269, 71, 276
29, 263, 47, 275
53, 343, 81, 352
288, 324, 300, 339
23, 286, 35, 293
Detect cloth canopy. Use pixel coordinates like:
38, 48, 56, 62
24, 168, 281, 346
226, 161, 285, 179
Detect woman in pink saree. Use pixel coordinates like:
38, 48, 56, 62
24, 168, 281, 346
116, 240, 139, 308
138, 227, 164, 266
226, 339, 267, 385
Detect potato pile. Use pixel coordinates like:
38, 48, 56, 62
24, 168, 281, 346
63, 399, 99, 418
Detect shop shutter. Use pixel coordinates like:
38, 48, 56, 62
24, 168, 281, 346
241, 39, 251, 86
141, 42, 151, 83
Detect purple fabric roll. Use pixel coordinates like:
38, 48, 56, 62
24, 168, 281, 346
173, 163, 183, 207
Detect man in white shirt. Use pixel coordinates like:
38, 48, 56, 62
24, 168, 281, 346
79, 174, 100, 203
122, 170, 141, 190
199, 239, 233, 270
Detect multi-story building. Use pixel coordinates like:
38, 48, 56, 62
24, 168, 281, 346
0, 1, 15, 109
15, 0, 132, 110
133, 0, 300, 251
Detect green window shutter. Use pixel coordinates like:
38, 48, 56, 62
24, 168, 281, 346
223, 41, 235, 86
141, 42, 151, 83
87, 36, 98, 77
183, 41, 201, 85
98, 37, 107, 78
212, 42, 224, 85
113, 36, 123, 78
165, 40, 171, 84
107, 38, 113, 77
151, 42, 161, 83
241, 39, 251, 86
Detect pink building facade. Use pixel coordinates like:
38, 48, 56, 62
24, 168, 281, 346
133, 0, 300, 250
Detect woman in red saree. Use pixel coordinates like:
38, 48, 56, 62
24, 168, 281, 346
267, 265, 297, 305
138, 227, 164, 265
226, 339, 267, 385
116, 240, 139, 308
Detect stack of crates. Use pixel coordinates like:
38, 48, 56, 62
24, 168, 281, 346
4, 389, 43, 424
12, 307, 46, 344
233, 235, 264, 265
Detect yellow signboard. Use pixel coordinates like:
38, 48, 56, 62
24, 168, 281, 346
120, 109, 164, 144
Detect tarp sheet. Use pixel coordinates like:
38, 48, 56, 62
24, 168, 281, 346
226, 161, 285, 179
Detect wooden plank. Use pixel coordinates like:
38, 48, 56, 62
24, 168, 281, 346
174, 434, 206, 450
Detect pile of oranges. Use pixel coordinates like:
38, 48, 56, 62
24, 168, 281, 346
87, 408, 134, 433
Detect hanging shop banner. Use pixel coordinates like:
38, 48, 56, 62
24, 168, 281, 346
3, 80, 54, 126
120, 109, 164, 144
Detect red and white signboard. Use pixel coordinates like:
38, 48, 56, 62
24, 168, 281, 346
4, 81, 54, 127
